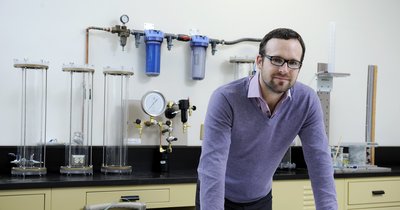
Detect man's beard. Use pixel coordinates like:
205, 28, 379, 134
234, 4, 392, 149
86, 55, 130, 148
264, 75, 294, 94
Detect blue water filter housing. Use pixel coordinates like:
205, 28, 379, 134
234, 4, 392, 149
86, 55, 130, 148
190, 35, 209, 80
144, 30, 164, 76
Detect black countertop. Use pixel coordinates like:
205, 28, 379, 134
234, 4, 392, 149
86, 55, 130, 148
1, 146, 399, 190
1, 167, 400, 191
0, 170, 198, 190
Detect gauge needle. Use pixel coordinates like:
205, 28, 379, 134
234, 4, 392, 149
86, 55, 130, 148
149, 98, 158, 109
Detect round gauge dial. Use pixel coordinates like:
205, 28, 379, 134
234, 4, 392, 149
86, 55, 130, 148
120, 15, 129, 24
141, 91, 166, 117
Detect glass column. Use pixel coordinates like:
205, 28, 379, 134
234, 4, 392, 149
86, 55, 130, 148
60, 64, 94, 175
12, 59, 48, 176
101, 69, 133, 174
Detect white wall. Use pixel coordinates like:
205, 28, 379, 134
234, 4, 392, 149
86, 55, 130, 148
1, 0, 399, 146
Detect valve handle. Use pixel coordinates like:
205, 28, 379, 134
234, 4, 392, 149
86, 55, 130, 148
177, 34, 191, 42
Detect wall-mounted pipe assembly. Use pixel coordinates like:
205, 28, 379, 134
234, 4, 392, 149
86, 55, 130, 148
85, 15, 261, 79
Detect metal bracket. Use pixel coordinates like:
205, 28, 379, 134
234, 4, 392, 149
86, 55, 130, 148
316, 63, 350, 140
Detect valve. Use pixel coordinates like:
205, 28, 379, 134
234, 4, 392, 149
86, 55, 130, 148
134, 119, 143, 138
134, 116, 160, 138
133, 31, 143, 48
144, 116, 157, 127
178, 99, 196, 132
164, 33, 177, 51
111, 15, 131, 51
164, 101, 178, 119
209, 39, 219, 55
158, 119, 178, 153
166, 136, 178, 153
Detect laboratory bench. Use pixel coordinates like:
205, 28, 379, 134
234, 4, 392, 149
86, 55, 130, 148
1, 167, 400, 190
0, 146, 399, 210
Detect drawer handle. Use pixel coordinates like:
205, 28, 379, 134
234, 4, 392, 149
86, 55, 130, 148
121, 195, 140, 202
372, 190, 385, 196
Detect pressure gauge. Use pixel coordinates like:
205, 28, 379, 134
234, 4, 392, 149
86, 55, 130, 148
141, 90, 166, 117
120, 14, 129, 24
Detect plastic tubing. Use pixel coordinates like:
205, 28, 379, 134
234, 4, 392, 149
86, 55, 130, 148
222, 38, 261, 45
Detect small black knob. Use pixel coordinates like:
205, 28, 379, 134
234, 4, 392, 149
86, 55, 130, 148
164, 108, 177, 119
135, 119, 141, 124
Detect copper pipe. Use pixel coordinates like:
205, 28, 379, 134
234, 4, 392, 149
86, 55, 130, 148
85, 27, 111, 64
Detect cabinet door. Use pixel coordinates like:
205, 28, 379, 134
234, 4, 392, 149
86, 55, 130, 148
51, 184, 196, 210
353, 207, 400, 210
272, 179, 345, 210
345, 177, 400, 210
85, 184, 195, 209
348, 179, 400, 205
0, 189, 50, 210
273, 180, 315, 210
52, 188, 87, 210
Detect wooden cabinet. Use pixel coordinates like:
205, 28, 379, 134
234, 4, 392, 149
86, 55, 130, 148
345, 177, 400, 210
0, 189, 51, 210
51, 183, 196, 210
1, 176, 399, 210
272, 179, 345, 210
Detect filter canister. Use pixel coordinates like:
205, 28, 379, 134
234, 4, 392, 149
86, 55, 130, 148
190, 35, 209, 80
144, 30, 164, 76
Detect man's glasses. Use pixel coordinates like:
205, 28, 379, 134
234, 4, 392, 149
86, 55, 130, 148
264, 55, 302, 69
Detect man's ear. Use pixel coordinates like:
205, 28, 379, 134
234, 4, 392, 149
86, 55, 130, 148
256, 54, 263, 70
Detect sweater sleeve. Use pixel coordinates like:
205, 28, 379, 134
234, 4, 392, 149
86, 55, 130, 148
197, 89, 233, 210
298, 91, 338, 210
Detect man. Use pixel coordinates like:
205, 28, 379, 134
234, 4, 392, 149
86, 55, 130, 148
197, 28, 337, 210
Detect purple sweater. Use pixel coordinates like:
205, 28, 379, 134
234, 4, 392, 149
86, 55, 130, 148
197, 76, 337, 210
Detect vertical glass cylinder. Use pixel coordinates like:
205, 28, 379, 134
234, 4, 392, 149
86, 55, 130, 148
60, 64, 94, 175
229, 57, 255, 80
102, 69, 134, 174
12, 59, 48, 176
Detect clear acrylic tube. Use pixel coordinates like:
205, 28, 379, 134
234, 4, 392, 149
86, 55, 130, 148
61, 64, 94, 175
12, 59, 48, 176
102, 69, 133, 174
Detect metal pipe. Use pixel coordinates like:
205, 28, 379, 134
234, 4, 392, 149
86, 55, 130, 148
365, 65, 378, 165
84, 16, 262, 62
85, 27, 111, 64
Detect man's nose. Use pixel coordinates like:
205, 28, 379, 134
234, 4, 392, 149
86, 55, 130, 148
278, 62, 290, 73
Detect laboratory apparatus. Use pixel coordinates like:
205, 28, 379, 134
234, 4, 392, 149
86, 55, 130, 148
316, 62, 350, 141
348, 143, 367, 166
102, 68, 134, 174
134, 90, 167, 139
163, 98, 197, 133
365, 65, 378, 164
144, 30, 164, 76
110, 14, 131, 51
60, 64, 94, 175
190, 35, 209, 80
11, 59, 48, 176
141, 90, 167, 117
85, 14, 262, 77
137, 90, 171, 172
278, 147, 296, 170
331, 146, 344, 168
229, 57, 255, 80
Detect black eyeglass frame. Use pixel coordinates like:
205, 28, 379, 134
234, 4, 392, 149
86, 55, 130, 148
263, 54, 302, 69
